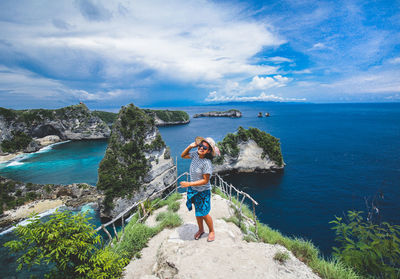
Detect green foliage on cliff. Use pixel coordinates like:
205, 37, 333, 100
97, 104, 165, 211
0, 104, 90, 125
92, 110, 118, 124
213, 126, 284, 167
4, 210, 128, 278
0, 178, 43, 214
331, 211, 400, 278
1, 131, 32, 153
143, 109, 189, 123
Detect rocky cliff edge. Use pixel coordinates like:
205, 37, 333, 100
123, 194, 320, 279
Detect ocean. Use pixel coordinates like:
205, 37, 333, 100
1, 102, 399, 277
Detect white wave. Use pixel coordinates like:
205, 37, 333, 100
0, 206, 63, 235
6, 161, 24, 167
36, 140, 70, 154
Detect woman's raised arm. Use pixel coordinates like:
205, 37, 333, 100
181, 142, 197, 159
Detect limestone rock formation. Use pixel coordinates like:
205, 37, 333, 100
193, 109, 242, 118
97, 104, 176, 219
0, 104, 110, 154
213, 127, 284, 174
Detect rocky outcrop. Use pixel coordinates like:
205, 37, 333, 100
213, 127, 284, 174
0, 104, 111, 154
143, 109, 190, 126
97, 104, 176, 219
193, 109, 242, 118
214, 140, 283, 174
0, 176, 103, 231
123, 195, 320, 279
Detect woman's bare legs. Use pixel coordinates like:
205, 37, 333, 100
195, 216, 205, 239
203, 214, 215, 241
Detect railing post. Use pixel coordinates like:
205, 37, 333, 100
101, 225, 113, 247
112, 222, 119, 242
252, 202, 258, 240
175, 157, 178, 192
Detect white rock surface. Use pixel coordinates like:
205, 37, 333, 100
123, 195, 320, 279
214, 140, 282, 173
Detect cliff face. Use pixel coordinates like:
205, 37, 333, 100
213, 127, 284, 174
143, 109, 190, 126
97, 104, 176, 219
0, 104, 111, 154
193, 109, 242, 118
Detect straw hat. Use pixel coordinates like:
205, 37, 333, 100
195, 136, 220, 157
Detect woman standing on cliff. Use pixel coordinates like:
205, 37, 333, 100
180, 136, 220, 242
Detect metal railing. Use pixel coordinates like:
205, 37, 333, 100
95, 171, 259, 245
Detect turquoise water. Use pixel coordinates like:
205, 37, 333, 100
1, 103, 400, 277
0, 139, 108, 185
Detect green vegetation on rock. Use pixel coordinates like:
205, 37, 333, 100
1, 131, 32, 153
213, 126, 284, 167
0, 178, 42, 214
214, 186, 361, 279
143, 109, 189, 123
97, 104, 166, 211
0, 104, 90, 124
92, 110, 118, 124
331, 210, 400, 278
4, 210, 128, 278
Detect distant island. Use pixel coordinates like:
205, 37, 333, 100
193, 109, 242, 118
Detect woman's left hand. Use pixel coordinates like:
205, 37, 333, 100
180, 181, 191, 188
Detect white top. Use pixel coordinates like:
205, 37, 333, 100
189, 150, 213, 192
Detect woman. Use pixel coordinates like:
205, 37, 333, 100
180, 136, 220, 242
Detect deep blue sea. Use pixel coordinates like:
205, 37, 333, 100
1, 102, 399, 277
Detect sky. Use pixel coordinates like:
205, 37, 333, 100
0, 0, 399, 109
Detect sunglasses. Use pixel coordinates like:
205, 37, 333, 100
198, 143, 210, 150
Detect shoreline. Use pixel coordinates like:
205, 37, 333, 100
0, 199, 65, 235
0, 136, 68, 164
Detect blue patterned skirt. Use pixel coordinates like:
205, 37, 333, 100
186, 188, 211, 217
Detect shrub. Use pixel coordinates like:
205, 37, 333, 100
274, 251, 290, 264
1, 131, 32, 153
4, 210, 128, 278
330, 210, 400, 278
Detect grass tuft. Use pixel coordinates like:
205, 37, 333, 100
273, 251, 290, 264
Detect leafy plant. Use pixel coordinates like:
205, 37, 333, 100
1, 131, 32, 153
274, 251, 290, 264
330, 210, 400, 278
4, 210, 128, 279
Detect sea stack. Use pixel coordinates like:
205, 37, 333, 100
213, 126, 284, 174
97, 104, 176, 219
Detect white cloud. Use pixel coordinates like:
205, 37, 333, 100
265, 56, 293, 63
249, 75, 292, 90
388, 57, 400, 64
205, 91, 305, 102
310, 42, 328, 50
0, 0, 285, 85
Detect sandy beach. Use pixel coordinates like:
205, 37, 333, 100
0, 135, 61, 163
0, 152, 24, 163
3, 199, 64, 220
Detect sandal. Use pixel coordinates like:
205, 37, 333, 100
194, 231, 205, 240
207, 232, 215, 242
